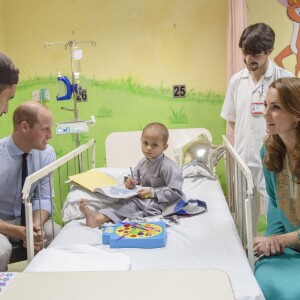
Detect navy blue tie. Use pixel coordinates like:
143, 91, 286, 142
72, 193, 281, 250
21, 153, 28, 226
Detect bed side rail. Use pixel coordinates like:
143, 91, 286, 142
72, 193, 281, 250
22, 139, 96, 263
222, 135, 255, 270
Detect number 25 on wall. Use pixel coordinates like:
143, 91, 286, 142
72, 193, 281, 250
173, 85, 186, 98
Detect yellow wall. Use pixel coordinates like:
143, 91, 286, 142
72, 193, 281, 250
1, 1, 296, 95
0, 0, 5, 50
1, 0, 227, 94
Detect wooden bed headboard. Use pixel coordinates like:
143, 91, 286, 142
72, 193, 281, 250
105, 128, 212, 168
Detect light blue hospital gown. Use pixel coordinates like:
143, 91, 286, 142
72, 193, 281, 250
255, 147, 300, 300
100, 153, 185, 223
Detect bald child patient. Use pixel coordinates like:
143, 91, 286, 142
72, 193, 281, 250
80, 122, 186, 227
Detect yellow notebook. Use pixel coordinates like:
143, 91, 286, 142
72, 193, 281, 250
69, 169, 118, 192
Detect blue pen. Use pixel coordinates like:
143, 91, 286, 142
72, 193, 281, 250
130, 167, 134, 179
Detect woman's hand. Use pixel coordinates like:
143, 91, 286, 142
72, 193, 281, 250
253, 236, 285, 257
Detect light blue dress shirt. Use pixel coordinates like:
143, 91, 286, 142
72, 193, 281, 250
0, 135, 56, 220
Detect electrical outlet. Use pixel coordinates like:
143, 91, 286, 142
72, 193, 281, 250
44, 89, 50, 101
32, 90, 40, 101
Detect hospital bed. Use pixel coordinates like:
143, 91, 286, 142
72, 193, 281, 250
21, 128, 264, 300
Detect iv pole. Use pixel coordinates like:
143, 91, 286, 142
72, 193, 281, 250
45, 36, 96, 148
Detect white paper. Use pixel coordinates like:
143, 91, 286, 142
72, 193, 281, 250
94, 185, 141, 199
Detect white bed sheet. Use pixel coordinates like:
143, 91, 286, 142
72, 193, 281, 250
25, 168, 264, 300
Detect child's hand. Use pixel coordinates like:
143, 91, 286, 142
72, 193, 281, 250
138, 188, 151, 200
125, 177, 137, 189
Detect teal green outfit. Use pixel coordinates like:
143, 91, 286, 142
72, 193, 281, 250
255, 147, 300, 300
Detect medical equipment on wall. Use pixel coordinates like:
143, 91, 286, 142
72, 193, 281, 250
56, 72, 88, 102
57, 73, 72, 100
32, 88, 51, 102
56, 116, 95, 135
45, 37, 96, 148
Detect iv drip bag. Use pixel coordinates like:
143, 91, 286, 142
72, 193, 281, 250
72, 48, 83, 60
72, 48, 82, 81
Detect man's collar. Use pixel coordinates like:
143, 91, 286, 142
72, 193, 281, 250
263, 60, 275, 78
7, 135, 32, 156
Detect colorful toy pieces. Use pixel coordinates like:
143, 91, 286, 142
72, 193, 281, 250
102, 221, 167, 249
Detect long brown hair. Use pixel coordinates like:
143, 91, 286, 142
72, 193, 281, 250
264, 77, 300, 183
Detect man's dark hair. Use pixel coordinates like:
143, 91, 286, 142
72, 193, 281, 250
0, 52, 19, 85
239, 23, 275, 55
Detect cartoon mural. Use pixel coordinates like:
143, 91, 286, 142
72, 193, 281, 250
275, 0, 300, 76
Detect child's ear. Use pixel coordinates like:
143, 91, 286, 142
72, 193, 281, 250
164, 144, 168, 151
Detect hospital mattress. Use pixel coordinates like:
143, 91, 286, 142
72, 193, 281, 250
25, 168, 264, 300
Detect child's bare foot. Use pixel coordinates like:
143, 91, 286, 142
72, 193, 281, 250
79, 200, 110, 228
